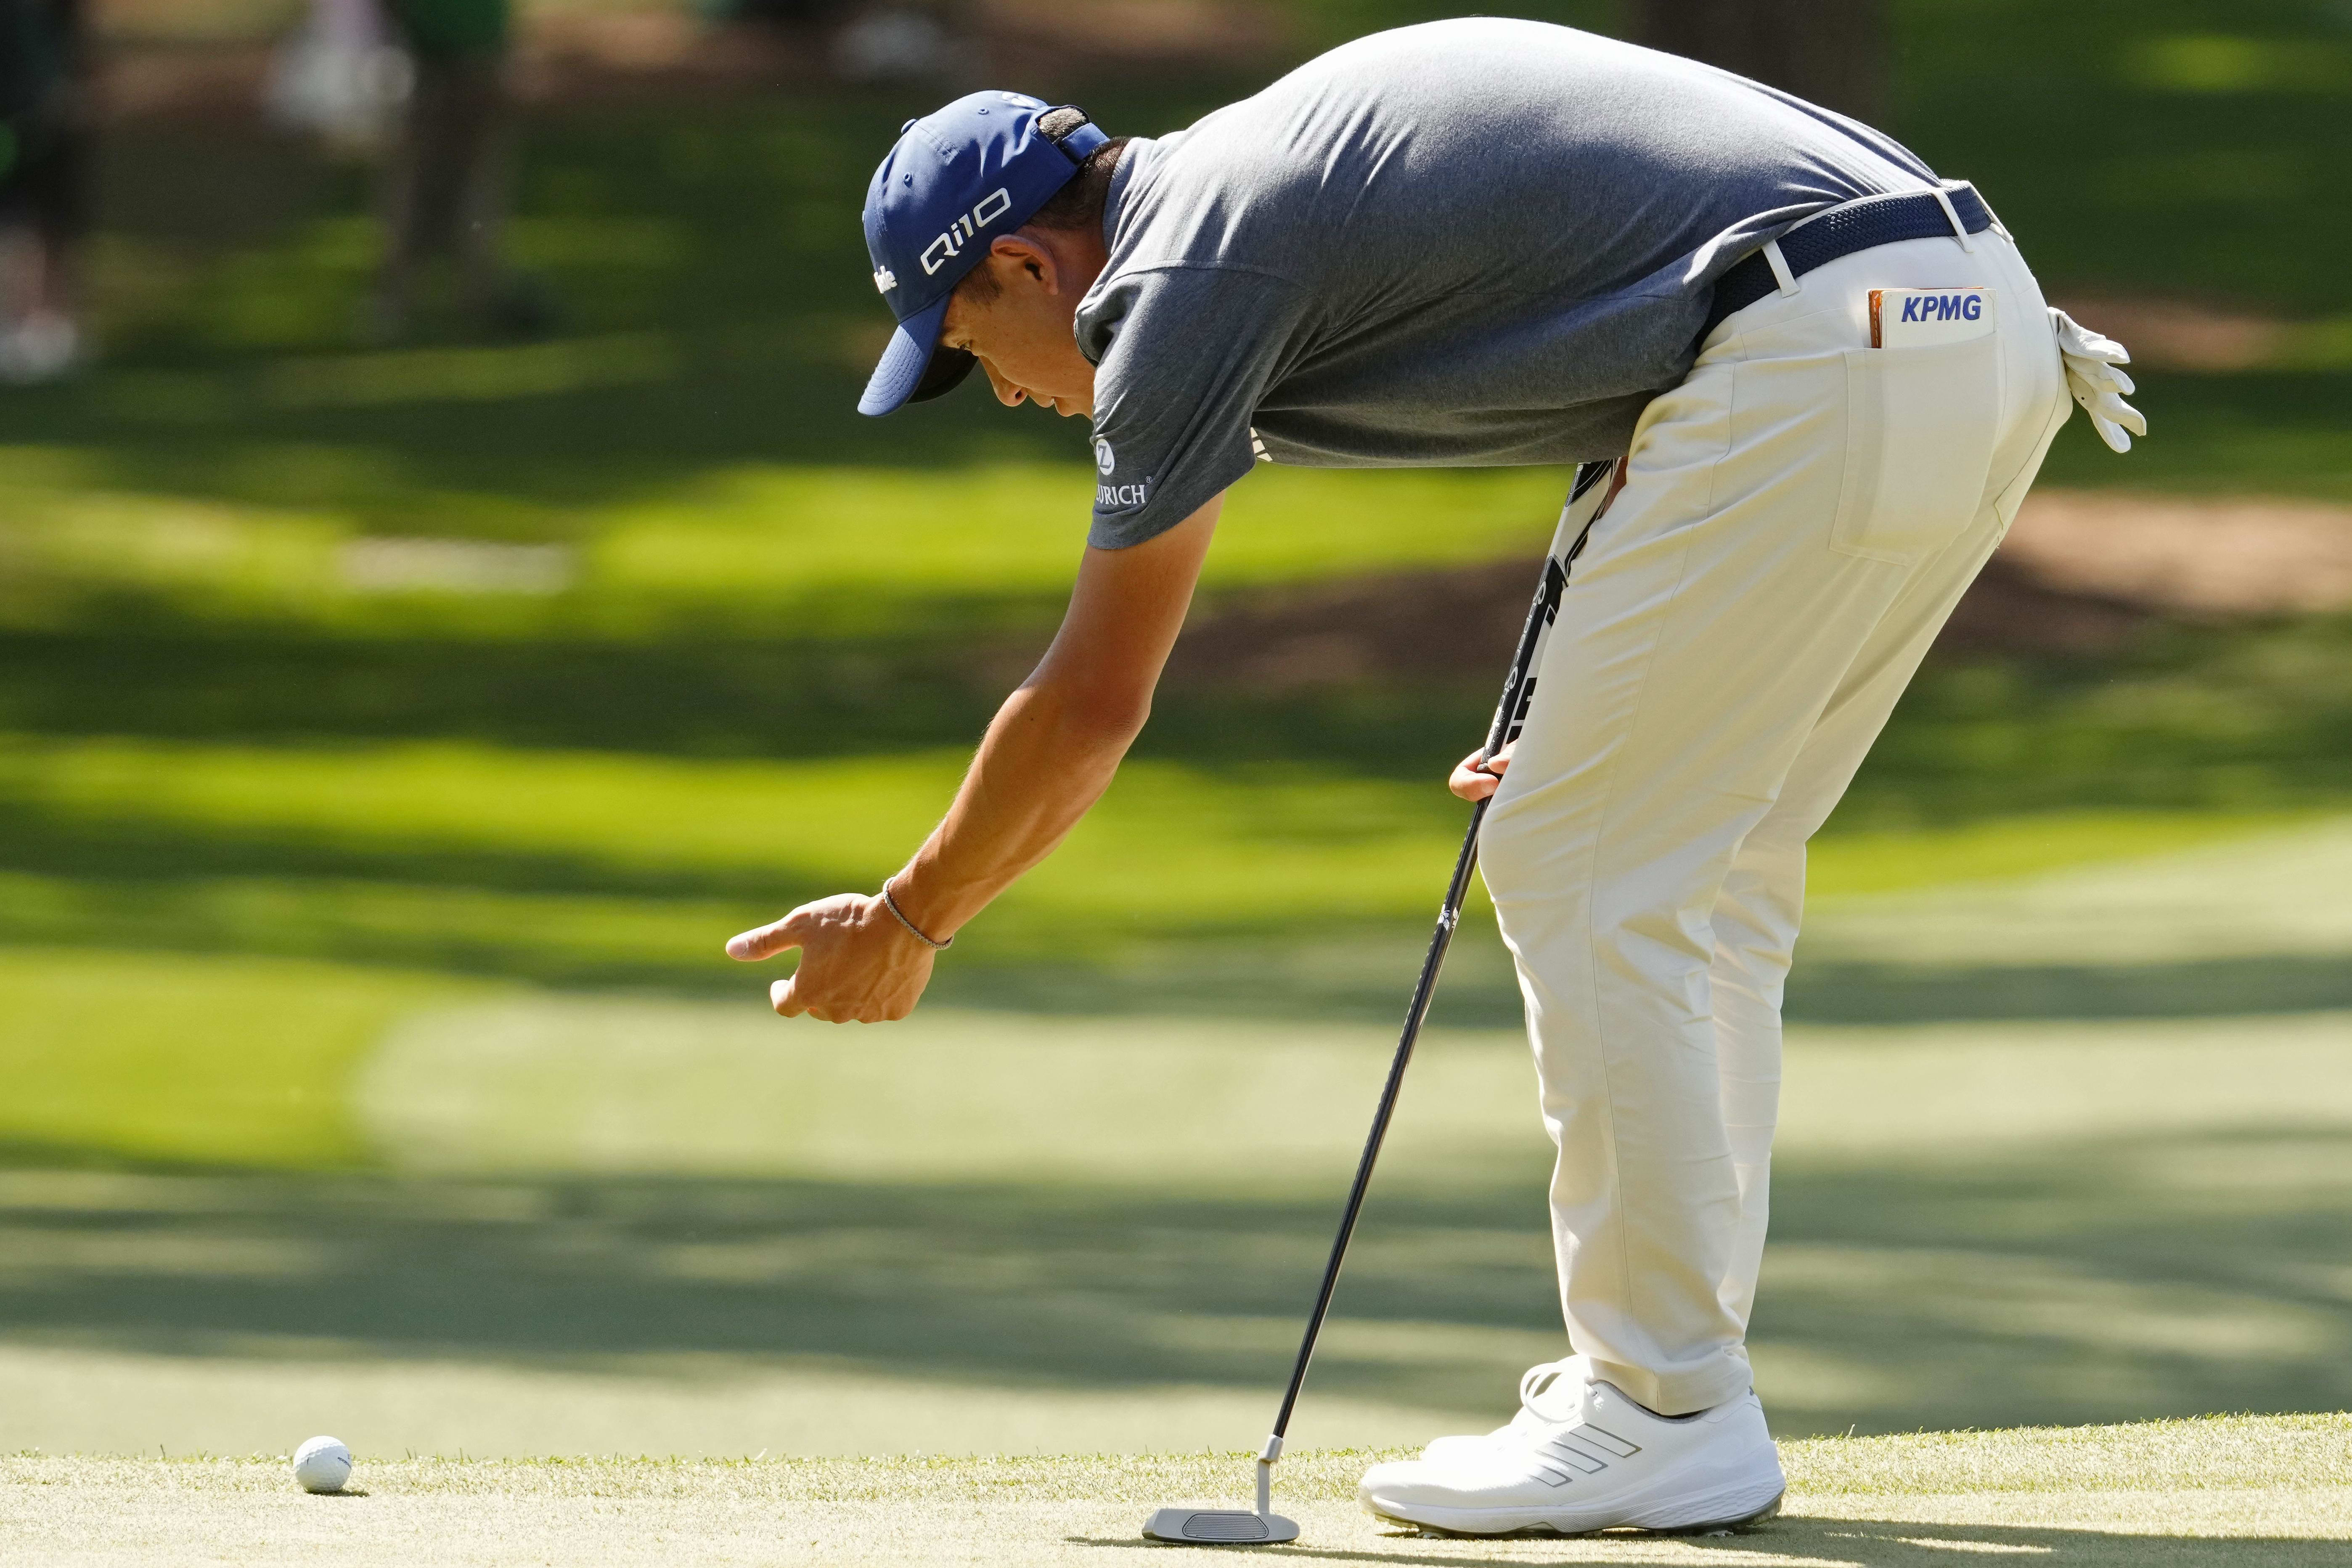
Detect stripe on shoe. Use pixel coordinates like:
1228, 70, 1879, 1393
1533, 1423, 1642, 1487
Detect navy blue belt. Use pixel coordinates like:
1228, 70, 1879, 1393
1702, 184, 1997, 342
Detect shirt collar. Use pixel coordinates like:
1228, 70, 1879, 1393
1100, 135, 1151, 255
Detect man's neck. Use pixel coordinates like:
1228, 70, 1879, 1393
1042, 225, 1110, 299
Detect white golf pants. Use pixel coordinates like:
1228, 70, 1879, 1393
1480, 225, 2074, 1416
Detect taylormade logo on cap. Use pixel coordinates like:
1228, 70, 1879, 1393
855, 92, 1110, 417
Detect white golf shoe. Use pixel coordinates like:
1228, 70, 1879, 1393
1364, 1368, 1783, 1536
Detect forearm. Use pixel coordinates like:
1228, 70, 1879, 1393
883, 498, 1221, 943
889, 677, 1142, 939
733, 497, 1217, 986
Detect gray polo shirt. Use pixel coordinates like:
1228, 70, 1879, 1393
1075, 18, 1941, 548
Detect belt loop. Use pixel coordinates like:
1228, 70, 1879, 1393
1761, 239, 1800, 297
1931, 184, 1977, 254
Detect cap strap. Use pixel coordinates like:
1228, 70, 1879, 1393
1046, 116, 1109, 164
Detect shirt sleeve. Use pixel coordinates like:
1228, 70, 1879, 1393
1078, 266, 1306, 550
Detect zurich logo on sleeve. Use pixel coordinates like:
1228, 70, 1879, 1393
1092, 438, 1150, 511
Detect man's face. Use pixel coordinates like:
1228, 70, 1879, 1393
936, 233, 1101, 418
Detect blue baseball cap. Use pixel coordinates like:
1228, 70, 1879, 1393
857, 91, 1108, 416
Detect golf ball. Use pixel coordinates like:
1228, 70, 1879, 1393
292, 1435, 352, 1494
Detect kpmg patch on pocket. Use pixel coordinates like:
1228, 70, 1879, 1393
1870, 287, 1995, 347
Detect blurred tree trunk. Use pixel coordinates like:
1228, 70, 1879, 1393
1630, 0, 1889, 126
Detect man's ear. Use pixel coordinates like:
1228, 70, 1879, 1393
988, 232, 1060, 294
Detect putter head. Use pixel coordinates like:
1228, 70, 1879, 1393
1141, 1507, 1300, 1545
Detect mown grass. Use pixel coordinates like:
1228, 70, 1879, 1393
6, 988, 2349, 1445
0, 948, 483, 1168
16, 1414, 2352, 1496
5, 1420, 2350, 1568
0, 455, 1593, 639
3, 0, 2349, 1486
0, 725, 2331, 1009
3, 805, 2323, 1168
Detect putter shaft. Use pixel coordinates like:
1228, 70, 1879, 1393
1141, 462, 1610, 1548
1264, 458, 1607, 1450
1266, 795, 1490, 1444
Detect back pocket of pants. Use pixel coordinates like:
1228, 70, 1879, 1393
1830, 333, 2001, 564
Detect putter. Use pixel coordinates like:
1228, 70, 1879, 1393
1142, 458, 1616, 1547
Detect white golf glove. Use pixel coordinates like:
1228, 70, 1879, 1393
2049, 307, 2147, 453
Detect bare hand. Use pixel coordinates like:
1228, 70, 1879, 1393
1449, 745, 1510, 802
725, 893, 936, 1022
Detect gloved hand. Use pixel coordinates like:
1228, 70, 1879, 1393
2049, 307, 2148, 453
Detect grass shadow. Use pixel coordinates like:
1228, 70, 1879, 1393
1065, 1518, 2352, 1564
1784, 954, 2352, 1023
3, 1123, 2348, 1437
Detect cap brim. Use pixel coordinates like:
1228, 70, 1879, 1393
858, 294, 958, 416
908, 345, 978, 404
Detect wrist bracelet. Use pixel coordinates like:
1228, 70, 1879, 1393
880, 878, 954, 950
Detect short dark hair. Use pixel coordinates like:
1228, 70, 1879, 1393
1028, 110, 1128, 233
954, 115, 1126, 305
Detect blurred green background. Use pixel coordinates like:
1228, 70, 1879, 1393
1, 0, 2348, 1457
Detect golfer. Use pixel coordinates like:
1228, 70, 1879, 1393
727, 18, 2143, 1536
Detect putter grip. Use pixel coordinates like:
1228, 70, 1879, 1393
1485, 458, 1612, 758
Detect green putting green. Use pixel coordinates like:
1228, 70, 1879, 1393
5, 1417, 2348, 1565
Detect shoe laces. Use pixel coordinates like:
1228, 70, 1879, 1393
1477, 1357, 1581, 1441
1519, 1359, 1573, 1406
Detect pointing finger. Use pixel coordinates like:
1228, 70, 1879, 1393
728, 908, 814, 962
